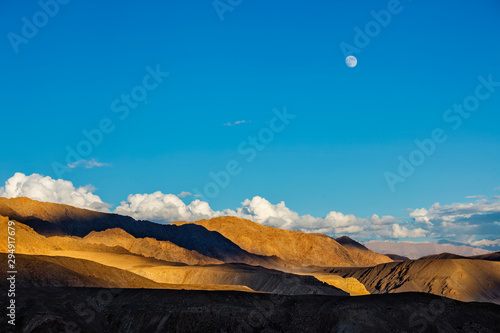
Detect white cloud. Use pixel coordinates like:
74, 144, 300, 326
409, 207, 432, 225
216, 197, 402, 239
469, 238, 500, 248
114, 191, 216, 223
2, 173, 498, 243
390, 224, 429, 238
0, 173, 110, 211
68, 158, 111, 169
409, 199, 500, 225
223, 120, 250, 126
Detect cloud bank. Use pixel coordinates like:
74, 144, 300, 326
0, 173, 110, 211
1, 173, 499, 248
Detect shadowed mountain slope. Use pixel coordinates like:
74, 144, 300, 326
419, 253, 468, 260
43, 249, 347, 296
0, 253, 254, 292
0, 218, 346, 296
83, 228, 222, 265
470, 251, 500, 261
175, 217, 392, 267
0, 197, 282, 267
0, 217, 221, 266
335, 236, 393, 266
385, 254, 410, 261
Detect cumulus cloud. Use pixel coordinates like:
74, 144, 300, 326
409, 199, 500, 224
116, 195, 498, 242
115, 191, 216, 222
469, 238, 500, 248
390, 224, 429, 238
68, 158, 111, 169
408, 198, 500, 244
2, 173, 498, 244
113, 194, 410, 239
0, 173, 110, 211
215, 196, 403, 239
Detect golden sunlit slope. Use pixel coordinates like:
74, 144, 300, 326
0, 197, 284, 267
0, 253, 253, 292
0, 197, 106, 233
45, 250, 347, 296
175, 217, 391, 267
0, 216, 130, 255
0, 218, 220, 266
0, 217, 347, 296
331, 259, 500, 304
311, 274, 370, 296
84, 228, 222, 265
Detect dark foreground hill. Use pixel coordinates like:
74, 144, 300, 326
1, 287, 499, 333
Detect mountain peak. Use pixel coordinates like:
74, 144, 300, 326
336, 236, 368, 250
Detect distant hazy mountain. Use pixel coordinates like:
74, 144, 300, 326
364, 240, 491, 259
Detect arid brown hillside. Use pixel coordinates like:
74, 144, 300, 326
84, 228, 222, 266
0, 197, 283, 268
0, 216, 130, 255
0, 254, 253, 292
330, 259, 500, 304
175, 217, 391, 267
0, 218, 347, 296
0, 217, 221, 266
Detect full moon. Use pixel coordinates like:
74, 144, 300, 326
346, 56, 357, 68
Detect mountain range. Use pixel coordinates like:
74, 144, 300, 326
364, 240, 491, 259
1, 197, 499, 332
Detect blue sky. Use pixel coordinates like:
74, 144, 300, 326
0, 0, 499, 244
